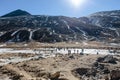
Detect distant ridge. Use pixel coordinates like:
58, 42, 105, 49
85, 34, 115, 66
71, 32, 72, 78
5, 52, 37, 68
1, 9, 31, 17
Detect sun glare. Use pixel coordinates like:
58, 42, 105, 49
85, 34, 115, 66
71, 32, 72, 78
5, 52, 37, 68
68, 0, 86, 9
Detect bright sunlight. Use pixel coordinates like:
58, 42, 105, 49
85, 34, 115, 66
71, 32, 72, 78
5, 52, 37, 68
68, 0, 87, 9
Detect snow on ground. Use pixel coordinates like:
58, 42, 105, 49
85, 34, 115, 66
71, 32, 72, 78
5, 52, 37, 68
11, 30, 20, 36
0, 56, 41, 66
0, 48, 118, 66
29, 31, 33, 40
0, 44, 6, 47
0, 48, 116, 55
0, 48, 35, 54
56, 48, 116, 55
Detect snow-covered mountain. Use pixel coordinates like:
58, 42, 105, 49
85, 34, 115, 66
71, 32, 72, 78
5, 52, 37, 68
0, 9, 119, 43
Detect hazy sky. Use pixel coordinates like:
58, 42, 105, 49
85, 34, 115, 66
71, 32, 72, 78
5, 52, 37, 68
0, 0, 120, 17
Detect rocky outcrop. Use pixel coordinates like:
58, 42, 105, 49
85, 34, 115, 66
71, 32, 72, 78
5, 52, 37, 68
71, 55, 120, 80
110, 70, 120, 80
96, 55, 117, 64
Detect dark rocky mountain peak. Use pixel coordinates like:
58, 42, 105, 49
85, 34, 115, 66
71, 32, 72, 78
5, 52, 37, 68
1, 9, 31, 17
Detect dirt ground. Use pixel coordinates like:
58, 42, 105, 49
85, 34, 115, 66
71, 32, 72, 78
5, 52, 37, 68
1, 41, 119, 49
0, 53, 119, 80
0, 42, 119, 80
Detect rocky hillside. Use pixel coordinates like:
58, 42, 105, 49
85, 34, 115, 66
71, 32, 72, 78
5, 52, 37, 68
79, 10, 120, 42
0, 9, 120, 43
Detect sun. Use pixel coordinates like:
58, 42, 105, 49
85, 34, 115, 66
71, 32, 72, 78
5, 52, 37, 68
68, 0, 86, 8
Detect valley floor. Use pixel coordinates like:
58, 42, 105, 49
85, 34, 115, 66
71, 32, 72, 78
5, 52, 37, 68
0, 53, 120, 80
0, 42, 119, 80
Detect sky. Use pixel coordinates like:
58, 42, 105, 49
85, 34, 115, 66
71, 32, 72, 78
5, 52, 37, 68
0, 0, 120, 17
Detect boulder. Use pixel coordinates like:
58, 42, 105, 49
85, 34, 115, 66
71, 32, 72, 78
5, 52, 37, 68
92, 62, 104, 70
103, 68, 110, 74
72, 68, 89, 76
97, 55, 117, 64
104, 55, 117, 64
110, 70, 120, 80
97, 57, 104, 62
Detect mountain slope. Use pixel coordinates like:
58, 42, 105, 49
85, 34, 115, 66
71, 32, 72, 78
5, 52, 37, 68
0, 10, 120, 43
79, 10, 120, 42
80, 10, 120, 28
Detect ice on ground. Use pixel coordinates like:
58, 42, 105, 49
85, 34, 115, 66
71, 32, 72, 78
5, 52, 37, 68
0, 48, 117, 55
56, 48, 116, 55
0, 48, 118, 66
0, 48, 35, 54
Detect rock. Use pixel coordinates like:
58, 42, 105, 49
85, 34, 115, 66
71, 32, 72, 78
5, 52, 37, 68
37, 72, 50, 79
50, 71, 60, 80
92, 62, 110, 74
92, 62, 99, 68
11, 74, 21, 80
103, 55, 117, 64
80, 52, 84, 55
96, 57, 104, 62
71, 68, 89, 76
92, 62, 104, 70
103, 68, 110, 74
104, 75, 109, 80
110, 70, 120, 80
97, 55, 117, 64
69, 55, 75, 59
97, 64, 105, 70
86, 68, 97, 77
